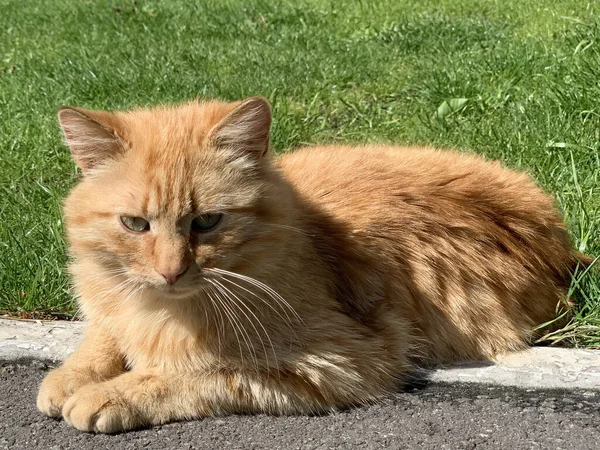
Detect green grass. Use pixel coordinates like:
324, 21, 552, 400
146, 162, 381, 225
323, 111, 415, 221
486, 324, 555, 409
0, 0, 598, 345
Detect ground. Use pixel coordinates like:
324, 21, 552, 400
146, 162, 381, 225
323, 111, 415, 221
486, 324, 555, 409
1, 359, 599, 449
0, 0, 598, 343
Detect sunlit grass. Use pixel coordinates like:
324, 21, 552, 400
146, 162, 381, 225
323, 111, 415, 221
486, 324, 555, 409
0, 0, 598, 345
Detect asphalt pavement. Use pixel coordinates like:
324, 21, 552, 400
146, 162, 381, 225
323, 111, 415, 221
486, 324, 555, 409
2, 359, 599, 450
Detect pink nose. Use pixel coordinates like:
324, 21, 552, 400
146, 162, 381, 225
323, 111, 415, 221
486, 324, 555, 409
157, 266, 188, 286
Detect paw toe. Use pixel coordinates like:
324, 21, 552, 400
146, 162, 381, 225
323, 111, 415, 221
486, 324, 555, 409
62, 386, 134, 433
36, 394, 64, 418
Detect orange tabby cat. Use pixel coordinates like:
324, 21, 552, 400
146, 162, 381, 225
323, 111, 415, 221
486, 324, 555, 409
37, 97, 584, 433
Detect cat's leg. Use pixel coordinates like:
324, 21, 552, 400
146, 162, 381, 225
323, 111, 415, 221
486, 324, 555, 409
62, 363, 394, 433
37, 326, 125, 418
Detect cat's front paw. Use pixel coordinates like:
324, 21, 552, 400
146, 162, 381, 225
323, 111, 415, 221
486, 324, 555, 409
62, 383, 138, 433
37, 367, 89, 418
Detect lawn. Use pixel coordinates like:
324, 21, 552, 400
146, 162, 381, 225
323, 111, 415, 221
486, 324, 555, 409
0, 0, 599, 346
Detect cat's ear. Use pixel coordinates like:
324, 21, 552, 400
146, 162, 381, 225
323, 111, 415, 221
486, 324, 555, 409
58, 107, 125, 174
207, 97, 272, 162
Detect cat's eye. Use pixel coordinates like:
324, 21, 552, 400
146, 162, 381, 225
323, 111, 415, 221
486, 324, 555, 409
191, 213, 222, 233
120, 216, 150, 232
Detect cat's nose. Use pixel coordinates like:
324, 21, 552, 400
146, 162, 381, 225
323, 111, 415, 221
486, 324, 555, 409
157, 265, 188, 286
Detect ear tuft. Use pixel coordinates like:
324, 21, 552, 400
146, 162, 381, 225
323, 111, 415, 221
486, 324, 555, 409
58, 107, 124, 174
207, 97, 272, 162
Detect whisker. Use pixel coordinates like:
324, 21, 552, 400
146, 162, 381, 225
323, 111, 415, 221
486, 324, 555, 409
207, 282, 255, 372
87, 277, 140, 326
206, 283, 244, 367
262, 223, 313, 236
208, 268, 303, 323
204, 287, 225, 365
77, 270, 128, 286
103, 284, 138, 320
211, 278, 279, 372
208, 279, 260, 374
211, 273, 299, 343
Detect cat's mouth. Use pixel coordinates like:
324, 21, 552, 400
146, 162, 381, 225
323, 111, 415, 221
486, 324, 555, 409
153, 278, 210, 299
159, 283, 194, 295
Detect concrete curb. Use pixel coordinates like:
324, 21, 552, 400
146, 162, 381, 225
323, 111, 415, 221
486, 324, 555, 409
1, 318, 599, 390
0, 318, 84, 362
427, 347, 600, 390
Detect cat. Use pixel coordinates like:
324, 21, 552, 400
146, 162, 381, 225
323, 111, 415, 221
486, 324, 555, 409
37, 96, 586, 433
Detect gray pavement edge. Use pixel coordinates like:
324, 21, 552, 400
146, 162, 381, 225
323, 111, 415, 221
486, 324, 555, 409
1, 317, 598, 390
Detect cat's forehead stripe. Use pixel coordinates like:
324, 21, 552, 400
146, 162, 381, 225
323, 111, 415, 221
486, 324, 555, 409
139, 165, 198, 217
140, 187, 150, 216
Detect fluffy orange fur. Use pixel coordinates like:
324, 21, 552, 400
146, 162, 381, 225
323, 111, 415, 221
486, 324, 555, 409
37, 97, 585, 433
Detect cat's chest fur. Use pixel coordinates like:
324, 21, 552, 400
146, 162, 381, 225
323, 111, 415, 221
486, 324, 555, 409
110, 305, 216, 371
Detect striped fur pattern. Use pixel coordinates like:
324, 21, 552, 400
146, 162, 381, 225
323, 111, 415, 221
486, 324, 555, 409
37, 97, 583, 433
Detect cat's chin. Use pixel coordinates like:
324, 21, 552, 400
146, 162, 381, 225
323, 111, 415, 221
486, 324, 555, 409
152, 283, 202, 300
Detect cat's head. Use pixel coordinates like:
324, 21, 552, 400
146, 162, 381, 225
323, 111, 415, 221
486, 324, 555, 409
60, 98, 292, 301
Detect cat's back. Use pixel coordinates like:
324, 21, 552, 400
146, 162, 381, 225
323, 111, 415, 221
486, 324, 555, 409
276, 145, 556, 223
276, 145, 577, 362
276, 144, 571, 262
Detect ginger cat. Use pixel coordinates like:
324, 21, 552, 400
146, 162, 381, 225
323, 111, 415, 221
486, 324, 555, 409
37, 97, 584, 433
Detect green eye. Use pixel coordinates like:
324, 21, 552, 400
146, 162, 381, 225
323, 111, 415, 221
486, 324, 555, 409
120, 216, 150, 232
192, 213, 222, 232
